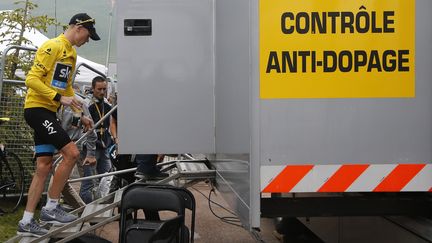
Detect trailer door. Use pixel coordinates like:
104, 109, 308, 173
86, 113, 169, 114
117, 0, 214, 154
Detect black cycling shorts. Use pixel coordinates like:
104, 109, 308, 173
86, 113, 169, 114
24, 107, 71, 157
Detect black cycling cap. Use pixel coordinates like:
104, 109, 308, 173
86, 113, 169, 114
69, 13, 100, 41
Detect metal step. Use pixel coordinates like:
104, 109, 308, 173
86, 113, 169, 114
14, 223, 87, 243
48, 222, 90, 238
176, 161, 215, 179
8, 189, 122, 243
18, 237, 49, 243
81, 204, 114, 223
114, 188, 124, 203
7, 156, 213, 242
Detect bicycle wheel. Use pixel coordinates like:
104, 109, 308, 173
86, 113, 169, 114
0, 151, 25, 213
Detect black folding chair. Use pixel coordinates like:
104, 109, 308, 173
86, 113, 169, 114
119, 183, 195, 243
146, 184, 196, 243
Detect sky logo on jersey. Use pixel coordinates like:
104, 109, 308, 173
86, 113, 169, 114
42, 120, 57, 135
51, 62, 72, 90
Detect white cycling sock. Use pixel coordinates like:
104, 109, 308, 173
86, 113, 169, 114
45, 197, 59, 210
21, 211, 34, 224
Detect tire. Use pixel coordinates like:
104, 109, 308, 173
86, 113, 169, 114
0, 151, 25, 213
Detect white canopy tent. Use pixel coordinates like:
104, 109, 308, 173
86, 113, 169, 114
0, 21, 107, 84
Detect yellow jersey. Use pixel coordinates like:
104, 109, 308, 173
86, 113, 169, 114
24, 34, 76, 112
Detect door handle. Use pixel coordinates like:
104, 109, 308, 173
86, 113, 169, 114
124, 19, 152, 36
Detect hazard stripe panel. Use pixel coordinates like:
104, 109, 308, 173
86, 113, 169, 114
373, 164, 426, 192
290, 164, 340, 192
262, 165, 313, 193
398, 164, 432, 191
261, 164, 432, 193
318, 164, 369, 192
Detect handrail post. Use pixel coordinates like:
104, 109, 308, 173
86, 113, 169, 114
0, 45, 37, 99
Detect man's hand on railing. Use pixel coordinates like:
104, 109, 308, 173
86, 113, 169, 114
80, 115, 93, 132
83, 156, 96, 166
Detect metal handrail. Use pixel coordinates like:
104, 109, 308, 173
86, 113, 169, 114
0, 45, 37, 98
2, 79, 26, 85
67, 167, 136, 183
72, 62, 106, 84
66, 155, 197, 183
53, 104, 118, 167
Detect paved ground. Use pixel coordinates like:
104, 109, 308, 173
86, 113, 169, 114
91, 182, 280, 243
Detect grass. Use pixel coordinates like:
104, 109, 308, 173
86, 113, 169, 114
0, 200, 41, 242
0, 205, 25, 242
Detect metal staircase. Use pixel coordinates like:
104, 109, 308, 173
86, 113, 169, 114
6, 158, 215, 243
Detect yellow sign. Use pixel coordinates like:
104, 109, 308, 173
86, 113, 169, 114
260, 0, 415, 99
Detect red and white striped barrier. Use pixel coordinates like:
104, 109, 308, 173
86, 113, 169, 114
261, 164, 432, 193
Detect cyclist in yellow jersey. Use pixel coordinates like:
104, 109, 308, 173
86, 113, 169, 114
18, 13, 100, 237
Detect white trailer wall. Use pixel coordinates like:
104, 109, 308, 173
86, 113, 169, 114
213, 0, 254, 229
117, 0, 432, 230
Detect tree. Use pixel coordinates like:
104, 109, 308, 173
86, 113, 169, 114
0, 1, 61, 184
0, 0, 60, 79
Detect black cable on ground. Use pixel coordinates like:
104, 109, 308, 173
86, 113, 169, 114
191, 187, 243, 228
